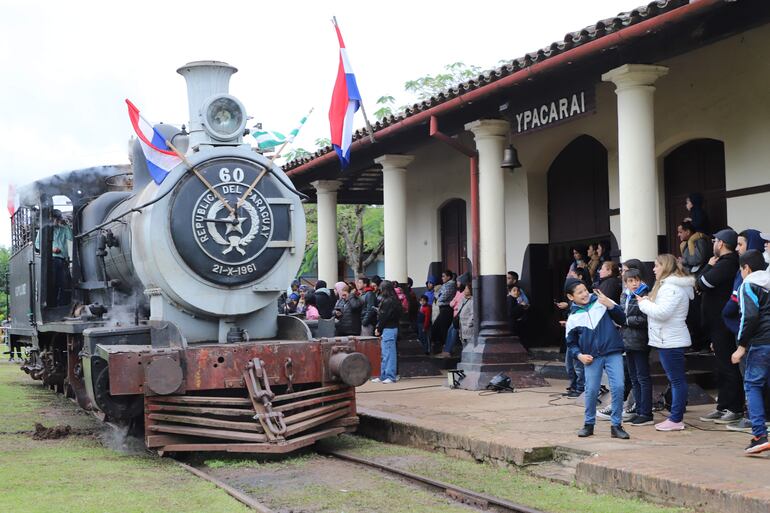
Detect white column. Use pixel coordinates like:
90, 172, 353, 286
374, 155, 413, 283
465, 119, 510, 276
311, 180, 341, 284
602, 64, 668, 261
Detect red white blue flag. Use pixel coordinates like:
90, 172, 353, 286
329, 18, 362, 169
125, 99, 182, 184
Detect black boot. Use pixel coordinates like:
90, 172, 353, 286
611, 425, 630, 439
577, 424, 594, 437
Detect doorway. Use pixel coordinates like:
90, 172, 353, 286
664, 139, 726, 254
440, 199, 468, 276
547, 135, 610, 296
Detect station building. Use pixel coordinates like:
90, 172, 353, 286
286, 0, 770, 352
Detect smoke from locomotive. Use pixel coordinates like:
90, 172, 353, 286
7, 61, 380, 454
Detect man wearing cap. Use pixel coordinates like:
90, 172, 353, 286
34, 209, 72, 306
697, 228, 744, 424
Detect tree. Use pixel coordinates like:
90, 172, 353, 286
404, 62, 482, 100
373, 95, 396, 121
283, 147, 312, 162
0, 246, 9, 321
338, 205, 384, 276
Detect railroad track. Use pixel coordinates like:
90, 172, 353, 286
172, 446, 549, 513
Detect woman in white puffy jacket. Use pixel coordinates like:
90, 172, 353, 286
638, 254, 695, 432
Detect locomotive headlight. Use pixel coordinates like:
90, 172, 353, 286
201, 95, 246, 141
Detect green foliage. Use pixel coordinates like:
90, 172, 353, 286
373, 95, 396, 121
404, 62, 482, 100
0, 246, 8, 321
283, 147, 312, 162
298, 204, 384, 278
314, 137, 331, 149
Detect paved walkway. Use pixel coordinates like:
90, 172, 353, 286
356, 376, 770, 513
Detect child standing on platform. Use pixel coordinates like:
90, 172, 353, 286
730, 250, 770, 454
620, 269, 653, 426
564, 278, 629, 439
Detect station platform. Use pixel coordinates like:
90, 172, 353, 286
355, 375, 770, 513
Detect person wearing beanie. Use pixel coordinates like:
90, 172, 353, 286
698, 228, 744, 424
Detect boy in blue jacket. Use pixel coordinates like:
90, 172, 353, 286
564, 277, 629, 439
730, 250, 770, 454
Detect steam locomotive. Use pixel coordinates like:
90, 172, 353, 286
7, 61, 379, 454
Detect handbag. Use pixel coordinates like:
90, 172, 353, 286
452, 298, 468, 329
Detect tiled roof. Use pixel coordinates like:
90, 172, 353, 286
283, 0, 689, 171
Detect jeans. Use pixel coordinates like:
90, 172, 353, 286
417, 324, 430, 354
583, 352, 625, 426
380, 328, 398, 381
443, 323, 458, 353
658, 347, 688, 423
626, 349, 652, 417
565, 352, 585, 392
744, 345, 770, 438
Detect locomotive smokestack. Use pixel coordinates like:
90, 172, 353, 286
177, 60, 239, 148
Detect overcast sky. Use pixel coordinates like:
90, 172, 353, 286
0, 0, 635, 246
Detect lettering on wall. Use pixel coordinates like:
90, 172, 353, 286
501, 87, 596, 135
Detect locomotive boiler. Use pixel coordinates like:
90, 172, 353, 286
7, 61, 379, 454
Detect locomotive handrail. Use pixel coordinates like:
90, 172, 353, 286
74, 176, 181, 239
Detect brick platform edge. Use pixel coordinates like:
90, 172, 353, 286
576, 458, 770, 513
357, 407, 582, 466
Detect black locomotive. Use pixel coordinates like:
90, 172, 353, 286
7, 61, 379, 454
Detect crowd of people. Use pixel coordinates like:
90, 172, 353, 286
279, 272, 476, 385
559, 194, 770, 455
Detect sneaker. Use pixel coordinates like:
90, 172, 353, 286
714, 410, 743, 424
566, 390, 582, 398
611, 425, 630, 439
745, 435, 770, 454
655, 419, 685, 431
622, 410, 635, 422
381, 378, 395, 384
394, 375, 400, 382
370, 378, 382, 383
8, 358, 14, 363
726, 418, 753, 433
436, 352, 451, 358
629, 415, 654, 426
699, 409, 725, 422
596, 405, 612, 421
577, 424, 594, 437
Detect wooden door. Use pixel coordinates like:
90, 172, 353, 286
440, 199, 467, 276
664, 139, 726, 254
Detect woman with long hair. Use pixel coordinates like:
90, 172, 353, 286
638, 254, 695, 431
372, 280, 401, 384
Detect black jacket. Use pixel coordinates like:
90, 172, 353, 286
334, 295, 363, 336
620, 283, 650, 351
315, 288, 335, 319
376, 297, 401, 331
598, 276, 622, 304
737, 271, 770, 348
360, 289, 378, 327
698, 252, 739, 331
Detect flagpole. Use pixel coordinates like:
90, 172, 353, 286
358, 103, 377, 144
269, 107, 314, 162
136, 111, 237, 217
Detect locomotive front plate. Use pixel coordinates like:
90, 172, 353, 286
170, 157, 292, 286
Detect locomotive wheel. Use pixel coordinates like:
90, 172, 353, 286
93, 366, 143, 422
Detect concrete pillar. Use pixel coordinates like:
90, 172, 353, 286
465, 119, 509, 276
602, 64, 668, 261
311, 180, 341, 284
375, 155, 413, 283
456, 119, 546, 391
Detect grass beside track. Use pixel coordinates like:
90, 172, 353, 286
203, 435, 695, 513
322, 436, 696, 513
0, 363, 250, 513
